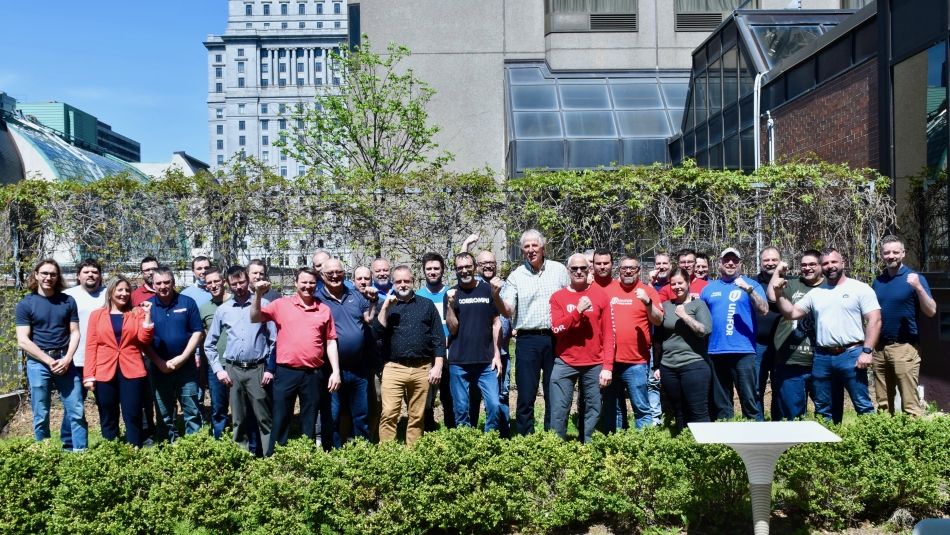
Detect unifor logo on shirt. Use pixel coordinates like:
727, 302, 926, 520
610, 296, 633, 306
725, 289, 743, 336
567, 304, 576, 313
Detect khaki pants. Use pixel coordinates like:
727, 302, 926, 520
379, 360, 431, 445
872, 343, 923, 416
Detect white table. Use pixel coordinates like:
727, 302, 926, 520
689, 421, 841, 535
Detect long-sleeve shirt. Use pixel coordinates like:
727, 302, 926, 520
549, 285, 615, 371
205, 296, 277, 374
373, 293, 446, 360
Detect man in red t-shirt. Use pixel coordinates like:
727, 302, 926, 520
549, 253, 614, 443
601, 255, 663, 431
658, 248, 708, 302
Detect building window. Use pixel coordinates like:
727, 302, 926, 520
215, 54, 222, 63
317, 3, 323, 14
239, 135, 246, 146
239, 103, 246, 114
297, 119, 304, 128
216, 125, 224, 134
262, 135, 269, 145
315, 61, 322, 72
215, 82, 223, 93
279, 63, 287, 73
298, 3, 306, 15
278, 49, 286, 59
245, 22, 252, 28
238, 62, 245, 74
245, 3, 253, 15
315, 48, 323, 57
332, 21, 339, 28
332, 77, 340, 86
262, 150, 270, 161
215, 108, 224, 119
298, 166, 305, 176
215, 67, 223, 78
334, 2, 341, 14
297, 78, 304, 86
263, 4, 271, 15
237, 48, 245, 57
238, 77, 245, 88
216, 139, 224, 150
280, 166, 288, 177
261, 78, 269, 87
297, 62, 305, 72
282, 3, 290, 15
261, 119, 269, 130
299, 21, 305, 28
264, 22, 270, 28
278, 78, 286, 87
317, 21, 323, 28
279, 104, 287, 113
261, 103, 269, 114
217, 154, 225, 165
261, 63, 269, 73
281, 22, 288, 29
279, 119, 287, 130
239, 120, 246, 131
281, 152, 287, 161
316, 77, 323, 86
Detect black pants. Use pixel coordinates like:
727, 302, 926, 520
95, 371, 147, 446
514, 332, 555, 435
269, 365, 325, 456
661, 360, 711, 432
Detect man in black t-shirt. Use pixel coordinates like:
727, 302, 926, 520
444, 252, 502, 431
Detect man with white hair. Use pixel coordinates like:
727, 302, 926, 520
496, 229, 569, 435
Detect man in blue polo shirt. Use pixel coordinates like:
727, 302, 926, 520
16, 259, 87, 451
146, 266, 204, 441
700, 247, 768, 421
873, 235, 936, 416
319, 258, 377, 446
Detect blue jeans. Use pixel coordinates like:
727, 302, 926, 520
151, 364, 201, 442
755, 342, 778, 420
498, 353, 512, 438
812, 346, 874, 423
710, 353, 761, 420
647, 353, 662, 424
601, 362, 652, 432
550, 359, 602, 443
449, 362, 501, 431
26, 359, 87, 450
330, 369, 370, 447
206, 365, 230, 439
772, 364, 811, 420
514, 332, 555, 435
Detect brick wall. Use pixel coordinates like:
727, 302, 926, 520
762, 58, 879, 170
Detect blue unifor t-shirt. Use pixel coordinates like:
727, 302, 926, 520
446, 281, 498, 364
700, 276, 765, 355
149, 293, 203, 360
15, 292, 79, 350
416, 285, 449, 337
873, 265, 932, 343
319, 285, 371, 371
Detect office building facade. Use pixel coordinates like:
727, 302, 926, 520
204, 0, 349, 172
14, 101, 141, 163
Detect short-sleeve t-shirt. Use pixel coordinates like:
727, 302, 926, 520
773, 278, 819, 367
447, 281, 497, 364
149, 293, 204, 360
15, 292, 79, 350
700, 276, 765, 355
416, 285, 449, 337
796, 277, 880, 348
63, 285, 105, 366
873, 265, 932, 343
658, 299, 712, 368
260, 294, 337, 369
603, 280, 660, 364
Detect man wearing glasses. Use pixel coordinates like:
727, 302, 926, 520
496, 229, 569, 435
132, 256, 159, 306
16, 259, 87, 451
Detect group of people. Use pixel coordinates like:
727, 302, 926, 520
15, 230, 934, 453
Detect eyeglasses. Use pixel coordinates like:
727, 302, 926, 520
37, 271, 58, 278
323, 270, 344, 277
477, 261, 496, 267
619, 266, 640, 272
568, 266, 589, 272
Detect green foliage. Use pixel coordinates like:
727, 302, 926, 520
1, 415, 947, 534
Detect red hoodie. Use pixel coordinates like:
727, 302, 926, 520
549, 285, 615, 371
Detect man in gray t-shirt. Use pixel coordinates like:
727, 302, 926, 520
772, 248, 880, 423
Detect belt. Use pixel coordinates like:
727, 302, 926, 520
225, 359, 266, 369
518, 329, 552, 336
277, 363, 317, 372
41, 347, 68, 358
816, 342, 863, 356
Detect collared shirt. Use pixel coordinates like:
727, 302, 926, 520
374, 293, 446, 360
148, 293, 203, 360
131, 284, 156, 307
205, 296, 277, 374
181, 283, 211, 307
500, 259, 570, 330
63, 285, 105, 367
260, 294, 336, 369
873, 265, 932, 343
319, 285, 372, 371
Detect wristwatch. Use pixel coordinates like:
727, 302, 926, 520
861, 347, 872, 355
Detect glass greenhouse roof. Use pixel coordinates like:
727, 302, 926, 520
505, 63, 689, 176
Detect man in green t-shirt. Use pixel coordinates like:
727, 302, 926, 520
766, 250, 823, 419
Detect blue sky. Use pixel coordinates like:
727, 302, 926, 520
0, 1, 226, 163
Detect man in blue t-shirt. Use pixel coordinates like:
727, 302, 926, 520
873, 235, 937, 416
700, 248, 768, 420
445, 252, 502, 431
15, 259, 87, 451
416, 252, 455, 429
146, 266, 205, 441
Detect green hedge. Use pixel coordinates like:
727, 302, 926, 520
0, 414, 947, 534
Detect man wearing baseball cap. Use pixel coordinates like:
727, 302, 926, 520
699, 247, 769, 420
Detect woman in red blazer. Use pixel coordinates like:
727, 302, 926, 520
83, 275, 154, 446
